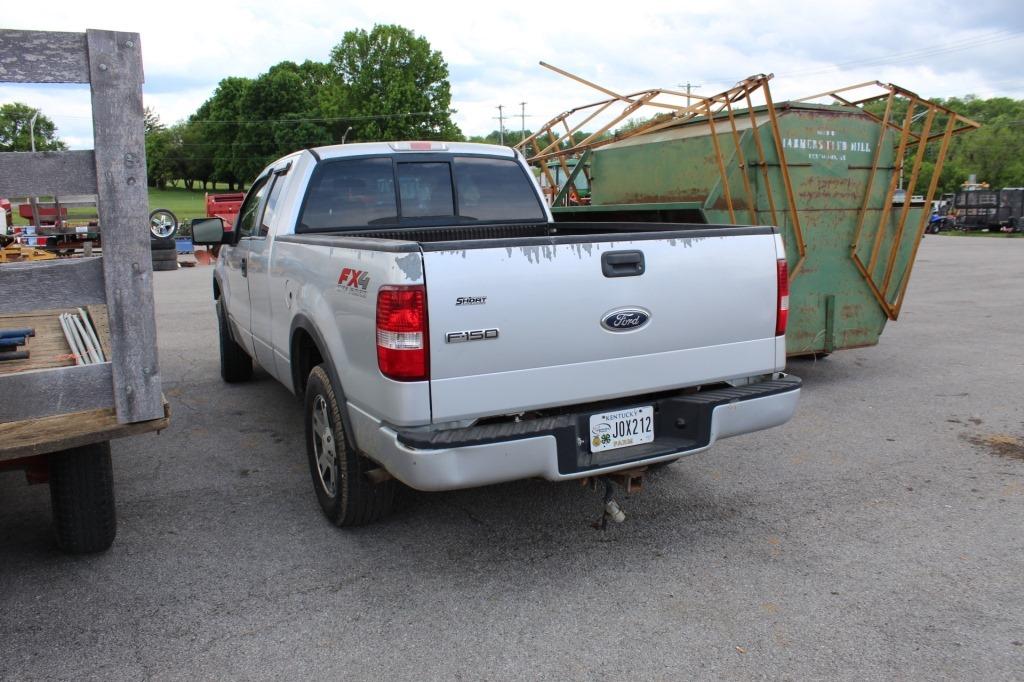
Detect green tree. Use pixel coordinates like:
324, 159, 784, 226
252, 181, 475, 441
175, 121, 214, 190
328, 24, 461, 141
0, 102, 66, 151
144, 107, 176, 188
235, 61, 335, 180
197, 76, 254, 190
864, 94, 1024, 192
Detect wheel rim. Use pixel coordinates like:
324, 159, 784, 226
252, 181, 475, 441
150, 211, 176, 238
311, 395, 338, 498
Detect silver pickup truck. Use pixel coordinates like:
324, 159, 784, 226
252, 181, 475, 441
193, 141, 800, 526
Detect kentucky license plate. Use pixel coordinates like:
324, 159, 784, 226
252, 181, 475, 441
588, 406, 654, 453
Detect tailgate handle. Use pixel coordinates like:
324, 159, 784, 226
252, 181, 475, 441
602, 250, 645, 277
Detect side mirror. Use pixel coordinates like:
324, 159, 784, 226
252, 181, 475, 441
191, 217, 228, 245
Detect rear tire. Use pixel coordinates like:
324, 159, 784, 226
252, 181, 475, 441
48, 442, 116, 554
304, 364, 394, 526
217, 298, 252, 382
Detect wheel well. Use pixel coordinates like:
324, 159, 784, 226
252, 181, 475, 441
213, 278, 221, 300
291, 328, 323, 395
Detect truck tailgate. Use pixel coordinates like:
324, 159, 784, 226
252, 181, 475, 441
423, 228, 781, 422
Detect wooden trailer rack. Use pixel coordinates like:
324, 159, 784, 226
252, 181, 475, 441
0, 29, 169, 553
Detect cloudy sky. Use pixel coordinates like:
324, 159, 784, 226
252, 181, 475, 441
2, 0, 1022, 149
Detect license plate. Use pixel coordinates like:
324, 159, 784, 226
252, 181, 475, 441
589, 406, 654, 453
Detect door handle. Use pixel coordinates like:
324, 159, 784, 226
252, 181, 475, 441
240, 258, 247, 277
602, 250, 645, 277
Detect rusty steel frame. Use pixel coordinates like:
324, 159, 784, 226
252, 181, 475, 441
520, 68, 979, 304
517, 66, 808, 278
798, 82, 982, 319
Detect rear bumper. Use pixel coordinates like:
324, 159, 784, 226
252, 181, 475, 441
347, 375, 800, 492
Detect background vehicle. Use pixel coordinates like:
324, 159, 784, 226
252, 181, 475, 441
997, 188, 1024, 232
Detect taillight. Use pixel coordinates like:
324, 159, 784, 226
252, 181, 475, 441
775, 258, 789, 336
376, 285, 428, 381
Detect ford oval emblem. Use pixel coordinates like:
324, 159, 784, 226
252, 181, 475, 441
601, 308, 650, 332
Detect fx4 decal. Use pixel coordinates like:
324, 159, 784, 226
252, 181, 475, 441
338, 267, 370, 298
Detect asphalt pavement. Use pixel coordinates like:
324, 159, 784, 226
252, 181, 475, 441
1, 235, 1022, 680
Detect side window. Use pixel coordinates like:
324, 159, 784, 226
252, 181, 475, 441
236, 177, 269, 239
260, 174, 288, 237
397, 162, 454, 219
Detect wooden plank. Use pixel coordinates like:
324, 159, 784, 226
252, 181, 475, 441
0, 30, 90, 84
85, 304, 112, 358
86, 29, 162, 424
0, 362, 113, 423
0, 151, 97, 197
0, 399, 170, 461
0, 258, 106, 314
0, 305, 110, 375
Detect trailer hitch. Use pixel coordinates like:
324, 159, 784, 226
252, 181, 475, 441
582, 466, 648, 530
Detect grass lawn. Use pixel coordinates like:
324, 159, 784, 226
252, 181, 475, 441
148, 186, 214, 222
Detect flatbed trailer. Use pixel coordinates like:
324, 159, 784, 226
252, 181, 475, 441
206, 191, 245, 230
0, 28, 168, 553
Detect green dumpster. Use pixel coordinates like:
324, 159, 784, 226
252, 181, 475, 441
550, 98, 974, 356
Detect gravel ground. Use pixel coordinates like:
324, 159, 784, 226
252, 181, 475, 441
1, 235, 1022, 680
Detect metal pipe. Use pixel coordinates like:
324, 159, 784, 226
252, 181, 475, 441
868, 101, 916, 277
78, 308, 105, 362
705, 100, 736, 224
763, 83, 806, 277
58, 313, 85, 365
0, 327, 35, 338
852, 90, 895, 258
745, 89, 779, 227
71, 313, 101, 364
882, 105, 935, 297
893, 115, 958, 319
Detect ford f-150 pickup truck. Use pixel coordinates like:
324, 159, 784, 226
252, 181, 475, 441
192, 141, 801, 526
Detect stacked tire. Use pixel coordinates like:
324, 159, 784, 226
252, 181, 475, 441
151, 236, 178, 271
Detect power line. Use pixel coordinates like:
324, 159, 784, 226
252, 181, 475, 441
778, 30, 1024, 79
697, 29, 1024, 85
185, 110, 443, 125
33, 110, 444, 125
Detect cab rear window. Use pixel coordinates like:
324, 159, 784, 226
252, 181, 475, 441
453, 157, 545, 222
297, 155, 544, 232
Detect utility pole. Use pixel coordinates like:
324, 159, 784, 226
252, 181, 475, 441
29, 111, 38, 152
495, 105, 506, 145
519, 101, 528, 145
678, 81, 702, 100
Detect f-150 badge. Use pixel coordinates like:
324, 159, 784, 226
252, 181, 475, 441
338, 267, 370, 298
446, 328, 499, 343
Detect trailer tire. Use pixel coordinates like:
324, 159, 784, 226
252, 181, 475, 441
304, 364, 394, 527
217, 298, 252, 383
150, 236, 177, 251
48, 442, 116, 554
